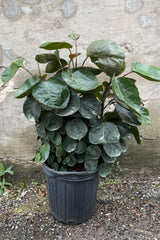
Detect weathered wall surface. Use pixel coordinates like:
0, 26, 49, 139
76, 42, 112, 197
0, 0, 160, 180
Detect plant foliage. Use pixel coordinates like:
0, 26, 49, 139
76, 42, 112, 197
2, 34, 160, 177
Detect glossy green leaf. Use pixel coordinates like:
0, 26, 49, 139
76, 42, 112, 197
89, 122, 120, 144
63, 137, 77, 153
87, 40, 125, 76
14, 77, 39, 98
112, 77, 141, 115
67, 155, 77, 167
130, 126, 141, 144
76, 67, 102, 75
103, 142, 122, 157
32, 76, 70, 109
40, 42, 72, 50
65, 119, 88, 140
34, 152, 41, 162
99, 162, 112, 177
120, 139, 127, 153
137, 107, 151, 124
75, 140, 87, 154
46, 59, 67, 73
84, 159, 98, 171
41, 111, 63, 131
23, 96, 41, 122
117, 122, 132, 139
36, 123, 46, 138
79, 94, 101, 119
116, 104, 141, 126
76, 153, 85, 163
35, 54, 58, 63
45, 131, 56, 141
56, 144, 65, 157
55, 91, 80, 116
101, 149, 116, 163
39, 143, 50, 163
68, 33, 80, 40
1, 58, 24, 83
51, 132, 62, 145
132, 62, 160, 81
62, 70, 99, 92
85, 145, 101, 161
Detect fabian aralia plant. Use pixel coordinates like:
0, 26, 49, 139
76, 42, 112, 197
1, 33, 160, 177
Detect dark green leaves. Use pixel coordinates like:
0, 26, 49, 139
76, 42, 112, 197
132, 62, 160, 81
41, 112, 63, 131
65, 119, 88, 140
103, 142, 122, 157
32, 76, 70, 109
35, 54, 58, 63
87, 40, 125, 77
14, 77, 39, 98
79, 94, 101, 119
40, 42, 72, 50
112, 77, 141, 115
35, 143, 50, 163
55, 91, 80, 116
89, 122, 120, 144
23, 96, 41, 122
116, 104, 141, 126
1, 58, 24, 83
63, 137, 77, 153
99, 163, 113, 177
62, 70, 99, 92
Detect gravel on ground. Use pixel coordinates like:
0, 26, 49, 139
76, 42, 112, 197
0, 174, 160, 240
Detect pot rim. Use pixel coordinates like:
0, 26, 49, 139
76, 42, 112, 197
42, 162, 99, 176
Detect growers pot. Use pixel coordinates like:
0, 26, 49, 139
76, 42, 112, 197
42, 163, 99, 224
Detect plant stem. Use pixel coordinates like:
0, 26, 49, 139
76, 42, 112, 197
123, 71, 132, 77
100, 77, 112, 119
103, 99, 116, 111
22, 66, 34, 78
82, 57, 88, 67
75, 40, 78, 68
37, 62, 42, 79
69, 49, 75, 69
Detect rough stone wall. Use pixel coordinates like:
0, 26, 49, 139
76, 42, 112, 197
0, 0, 160, 179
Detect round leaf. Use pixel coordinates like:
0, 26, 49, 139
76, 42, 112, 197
116, 104, 141, 126
101, 150, 116, 163
84, 159, 98, 171
41, 111, 63, 131
35, 54, 58, 63
79, 94, 101, 119
89, 122, 120, 144
40, 42, 72, 50
117, 122, 132, 139
85, 145, 101, 160
68, 33, 80, 40
39, 143, 50, 163
87, 40, 125, 76
55, 91, 80, 116
23, 96, 41, 122
99, 163, 112, 177
36, 123, 46, 138
75, 141, 87, 154
65, 119, 88, 140
62, 70, 99, 92
14, 77, 39, 99
103, 142, 122, 157
63, 137, 77, 153
32, 76, 70, 109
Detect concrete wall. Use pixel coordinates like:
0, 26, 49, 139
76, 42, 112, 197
0, 0, 160, 180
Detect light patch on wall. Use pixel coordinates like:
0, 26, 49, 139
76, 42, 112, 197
139, 15, 153, 28
21, 5, 32, 14
125, 0, 143, 13
61, 0, 76, 18
2, 0, 22, 21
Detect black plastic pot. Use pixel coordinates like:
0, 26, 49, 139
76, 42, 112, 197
42, 163, 99, 224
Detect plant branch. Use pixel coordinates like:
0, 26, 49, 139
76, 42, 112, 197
82, 57, 88, 67
22, 66, 34, 78
123, 71, 132, 77
103, 99, 116, 111
69, 49, 75, 69
100, 77, 113, 119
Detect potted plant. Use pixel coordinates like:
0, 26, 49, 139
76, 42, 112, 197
1, 33, 160, 224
